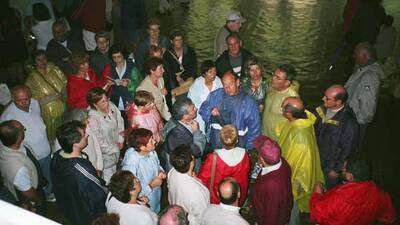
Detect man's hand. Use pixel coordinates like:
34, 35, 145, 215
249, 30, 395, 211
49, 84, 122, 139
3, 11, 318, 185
149, 176, 164, 189
158, 171, 166, 179
328, 170, 339, 179
211, 107, 220, 116
189, 120, 199, 131
120, 79, 130, 87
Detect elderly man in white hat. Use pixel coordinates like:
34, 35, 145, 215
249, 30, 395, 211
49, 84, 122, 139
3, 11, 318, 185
214, 10, 246, 59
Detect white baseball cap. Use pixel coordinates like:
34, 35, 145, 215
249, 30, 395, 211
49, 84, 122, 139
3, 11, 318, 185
226, 10, 246, 23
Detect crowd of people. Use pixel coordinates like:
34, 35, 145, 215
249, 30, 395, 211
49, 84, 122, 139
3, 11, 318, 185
0, 0, 398, 225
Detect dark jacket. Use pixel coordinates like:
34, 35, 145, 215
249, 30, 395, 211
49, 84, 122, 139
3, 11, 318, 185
46, 38, 82, 75
163, 44, 197, 108
120, 0, 147, 31
134, 36, 169, 72
90, 48, 112, 79
102, 60, 141, 109
345, 1, 386, 45
252, 159, 293, 225
215, 48, 254, 78
163, 119, 205, 158
314, 105, 359, 173
199, 88, 261, 150
51, 150, 107, 225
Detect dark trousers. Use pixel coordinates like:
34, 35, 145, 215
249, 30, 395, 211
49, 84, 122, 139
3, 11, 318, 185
357, 123, 369, 157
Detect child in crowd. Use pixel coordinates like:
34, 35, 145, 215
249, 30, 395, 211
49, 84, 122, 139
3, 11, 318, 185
126, 90, 164, 143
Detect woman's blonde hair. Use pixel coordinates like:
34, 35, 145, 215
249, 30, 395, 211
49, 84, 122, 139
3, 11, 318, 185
220, 125, 238, 149
245, 57, 264, 77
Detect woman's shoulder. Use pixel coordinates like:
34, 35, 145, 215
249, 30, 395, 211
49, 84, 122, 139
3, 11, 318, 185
109, 101, 120, 112
191, 76, 204, 88
123, 148, 140, 161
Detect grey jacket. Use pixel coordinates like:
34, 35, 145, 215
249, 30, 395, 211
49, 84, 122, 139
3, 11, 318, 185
345, 62, 384, 124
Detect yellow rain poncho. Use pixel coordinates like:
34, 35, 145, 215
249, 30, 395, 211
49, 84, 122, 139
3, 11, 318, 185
276, 110, 324, 212
262, 82, 299, 141
26, 62, 67, 143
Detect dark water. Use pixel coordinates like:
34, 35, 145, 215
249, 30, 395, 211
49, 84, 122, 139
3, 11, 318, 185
153, 0, 400, 104
151, 0, 400, 218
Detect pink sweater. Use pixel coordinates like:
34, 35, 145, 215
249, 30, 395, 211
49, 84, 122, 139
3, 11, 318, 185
126, 104, 164, 143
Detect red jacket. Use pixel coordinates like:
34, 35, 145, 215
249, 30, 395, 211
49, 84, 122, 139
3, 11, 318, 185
310, 181, 396, 225
81, 0, 106, 33
197, 150, 250, 206
67, 68, 103, 109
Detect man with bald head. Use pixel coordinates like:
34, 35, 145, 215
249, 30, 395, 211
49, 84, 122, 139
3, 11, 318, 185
159, 205, 189, 225
199, 71, 261, 150
200, 177, 249, 225
314, 85, 359, 189
46, 20, 83, 74
0, 120, 45, 210
276, 97, 324, 224
0, 85, 53, 202
345, 42, 383, 151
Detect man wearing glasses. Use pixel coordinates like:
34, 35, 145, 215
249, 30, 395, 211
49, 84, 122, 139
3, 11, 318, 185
261, 64, 299, 141
313, 85, 359, 189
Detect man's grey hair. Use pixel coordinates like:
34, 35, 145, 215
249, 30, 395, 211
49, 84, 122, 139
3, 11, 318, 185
172, 98, 193, 121
52, 19, 67, 30
158, 205, 188, 225
95, 31, 111, 41
62, 109, 89, 124
357, 42, 377, 60
283, 103, 307, 119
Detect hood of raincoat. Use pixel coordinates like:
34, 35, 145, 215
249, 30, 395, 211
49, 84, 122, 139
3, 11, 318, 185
291, 110, 316, 128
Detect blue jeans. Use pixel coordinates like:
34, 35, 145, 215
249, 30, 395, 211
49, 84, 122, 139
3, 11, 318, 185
38, 154, 52, 197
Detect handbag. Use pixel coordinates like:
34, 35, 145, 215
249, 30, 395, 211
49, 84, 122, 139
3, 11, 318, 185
167, 50, 194, 97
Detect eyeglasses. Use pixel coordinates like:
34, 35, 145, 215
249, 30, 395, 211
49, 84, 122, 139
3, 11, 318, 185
324, 95, 335, 101
272, 74, 287, 81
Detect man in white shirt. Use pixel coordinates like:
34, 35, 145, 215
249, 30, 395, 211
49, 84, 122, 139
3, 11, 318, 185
200, 177, 249, 225
168, 145, 210, 225
0, 85, 53, 201
0, 120, 44, 209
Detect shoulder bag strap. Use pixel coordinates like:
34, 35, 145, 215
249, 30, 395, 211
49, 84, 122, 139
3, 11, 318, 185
167, 50, 185, 72
209, 152, 218, 193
